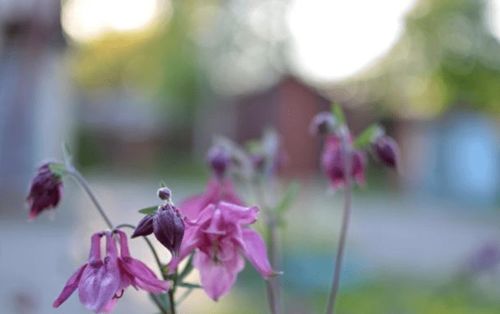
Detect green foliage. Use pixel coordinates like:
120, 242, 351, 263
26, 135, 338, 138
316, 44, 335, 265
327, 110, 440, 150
275, 182, 300, 226
354, 124, 382, 149
331, 103, 346, 125
138, 206, 157, 215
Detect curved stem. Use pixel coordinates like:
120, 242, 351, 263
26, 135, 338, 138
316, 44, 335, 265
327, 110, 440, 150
67, 169, 114, 229
325, 140, 352, 314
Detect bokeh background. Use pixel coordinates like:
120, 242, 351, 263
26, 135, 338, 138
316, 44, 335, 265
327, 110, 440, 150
1, 0, 500, 313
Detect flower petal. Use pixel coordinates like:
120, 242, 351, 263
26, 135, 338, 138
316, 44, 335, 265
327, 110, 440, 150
241, 229, 274, 278
53, 264, 87, 308
193, 251, 244, 301
132, 215, 154, 238
78, 234, 121, 312
119, 258, 169, 293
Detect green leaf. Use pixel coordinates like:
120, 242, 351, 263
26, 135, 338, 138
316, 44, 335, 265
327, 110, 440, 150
354, 124, 382, 149
177, 282, 202, 289
274, 182, 300, 216
48, 163, 66, 178
178, 253, 194, 281
331, 103, 346, 125
159, 180, 167, 188
138, 206, 157, 215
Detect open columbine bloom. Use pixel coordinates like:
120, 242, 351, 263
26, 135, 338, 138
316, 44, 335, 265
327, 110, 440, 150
26, 163, 63, 219
321, 134, 366, 189
53, 231, 167, 313
169, 202, 275, 301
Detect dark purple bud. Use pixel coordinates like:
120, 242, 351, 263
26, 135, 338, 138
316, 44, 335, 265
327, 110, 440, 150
26, 163, 63, 220
132, 214, 155, 238
152, 204, 185, 256
321, 135, 366, 188
372, 135, 399, 169
157, 187, 171, 201
207, 145, 231, 178
310, 112, 336, 135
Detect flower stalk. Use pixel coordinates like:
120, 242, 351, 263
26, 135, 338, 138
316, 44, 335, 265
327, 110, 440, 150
325, 135, 352, 314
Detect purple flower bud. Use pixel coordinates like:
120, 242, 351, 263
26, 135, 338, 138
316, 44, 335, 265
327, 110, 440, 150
131, 214, 155, 238
207, 145, 231, 178
26, 163, 63, 220
153, 204, 185, 256
157, 187, 171, 201
321, 135, 366, 189
372, 135, 399, 169
310, 112, 336, 135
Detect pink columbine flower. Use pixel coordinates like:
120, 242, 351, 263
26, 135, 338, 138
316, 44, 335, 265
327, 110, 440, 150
179, 178, 243, 220
53, 231, 167, 313
26, 163, 63, 219
321, 134, 366, 189
169, 202, 275, 301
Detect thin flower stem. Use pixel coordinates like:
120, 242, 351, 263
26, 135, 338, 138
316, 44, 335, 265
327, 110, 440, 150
325, 139, 352, 314
253, 180, 280, 314
151, 294, 169, 314
175, 287, 194, 306
168, 290, 176, 314
66, 169, 114, 229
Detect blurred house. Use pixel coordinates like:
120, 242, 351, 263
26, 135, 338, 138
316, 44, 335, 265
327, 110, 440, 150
0, 0, 74, 213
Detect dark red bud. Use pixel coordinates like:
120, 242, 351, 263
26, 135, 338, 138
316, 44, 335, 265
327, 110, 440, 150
26, 163, 63, 219
372, 135, 399, 169
132, 214, 154, 238
207, 145, 231, 178
152, 204, 185, 256
310, 112, 336, 135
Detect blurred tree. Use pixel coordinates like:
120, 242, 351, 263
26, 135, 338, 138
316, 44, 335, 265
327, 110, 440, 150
336, 0, 500, 118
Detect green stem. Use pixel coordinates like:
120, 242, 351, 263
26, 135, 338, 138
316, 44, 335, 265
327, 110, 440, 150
66, 168, 114, 229
325, 138, 352, 314
253, 180, 280, 314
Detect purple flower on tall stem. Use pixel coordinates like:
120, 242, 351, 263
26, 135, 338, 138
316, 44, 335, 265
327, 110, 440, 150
53, 231, 168, 313
321, 135, 366, 189
26, 163, 63, 219
169, 202, 275, 301
132, 188, 185, 256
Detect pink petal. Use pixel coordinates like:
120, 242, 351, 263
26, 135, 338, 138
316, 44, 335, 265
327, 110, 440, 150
78, 234, 121, 312
218, 202, 259, 225
241, 229, 274, 278
53, 264, 87, 308
193, 251, 244, 301
119, 258, 169, 293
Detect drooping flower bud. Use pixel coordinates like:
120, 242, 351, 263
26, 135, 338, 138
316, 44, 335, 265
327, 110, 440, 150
207, 145, 231, 178
26, 163, 63, 220
133, 187, 185, 256
310, 112, 336, 135
372, 135, 399, 169
321, 135, 366, 189
157, 187, 171, 201
153, 203, 185, 256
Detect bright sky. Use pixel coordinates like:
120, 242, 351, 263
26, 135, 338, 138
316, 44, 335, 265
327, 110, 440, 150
488, 0, 500, 40
287, 0, 417, 82
62, 0, 162, 42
